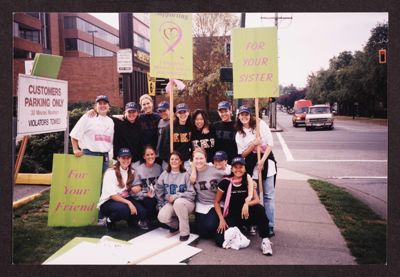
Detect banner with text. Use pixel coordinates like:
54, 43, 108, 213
150, 13, 193, 80
232, 27, 279, 99
48, 154, 103, 227
17, 74, 68, 136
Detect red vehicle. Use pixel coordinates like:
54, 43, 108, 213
292, 99, 313, 127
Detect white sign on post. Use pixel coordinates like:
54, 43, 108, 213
117, 49, 133, 73
17, 74, 68, 136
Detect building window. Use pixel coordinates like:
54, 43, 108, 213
134, 33, 150, 52
65, 38, 78, 50
19, 28, 40, 43
75, 17, 119, 46
64, 16, 77, 29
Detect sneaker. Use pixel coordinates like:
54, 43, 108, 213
179, 235, 190, 241
97, 217, 107, 226
137, 220, 149, 230
169, 227, 179, 233
106, 218, 120, 232
268, 227, 275, 237
249, 226, 257, 236
261, 238, 273, 256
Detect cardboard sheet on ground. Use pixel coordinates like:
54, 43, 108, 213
43, 228, 201, 265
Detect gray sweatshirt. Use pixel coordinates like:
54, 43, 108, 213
132, 163, 163, 200
155, 170, 195, 210
194, 165, 225, 205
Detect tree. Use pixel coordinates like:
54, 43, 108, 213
187, 13, 239, 111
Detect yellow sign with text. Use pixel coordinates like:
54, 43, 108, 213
147, 72, 156, 96
232, 27, 279, 99
150, 13, 193, 80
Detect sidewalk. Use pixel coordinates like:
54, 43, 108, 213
188, 167, 356, 265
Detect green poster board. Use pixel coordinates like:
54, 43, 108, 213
31, 53, 63, 79
48, 154, 103, 227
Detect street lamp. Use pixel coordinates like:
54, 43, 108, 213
88, 30, 97, 57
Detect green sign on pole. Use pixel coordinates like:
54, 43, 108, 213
48, 154, 103, 227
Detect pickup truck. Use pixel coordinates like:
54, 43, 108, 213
305, 104, 334, 131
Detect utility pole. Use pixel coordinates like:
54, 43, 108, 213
88, 30, 97, 57
237, 13, 246, 111
261, 13, 292, 129
119, 13, 134, 105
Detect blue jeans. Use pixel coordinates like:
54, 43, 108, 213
195, 208, 219, 238
100, 197, 146, 224
262, 176, 275, 227
82, 149, 109, 174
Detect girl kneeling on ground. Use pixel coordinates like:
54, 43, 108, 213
97, 148, 147, 232
214, 156, 273, 255
156, 151, 196, 241
131, 145, 162, 229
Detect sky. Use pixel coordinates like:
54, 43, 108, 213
90, 12, 388, 88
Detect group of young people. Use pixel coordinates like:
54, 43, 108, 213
69, 93, 277, 255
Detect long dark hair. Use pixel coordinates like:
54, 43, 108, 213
192, 109, 209, 131
167, 151, 186, 173
113, 161, 134, 191
235, 113, 256, 137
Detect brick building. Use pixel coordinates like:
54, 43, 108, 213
13, 12, 229, 112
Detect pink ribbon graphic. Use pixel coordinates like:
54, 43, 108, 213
159, 21, 183, 54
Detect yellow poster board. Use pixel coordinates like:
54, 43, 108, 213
232, 27, 279, 99
147, 72, 156, 96
150, 13, 193, 80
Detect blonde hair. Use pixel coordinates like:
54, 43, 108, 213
192, 147, 207, 158
139, 94, 153, 106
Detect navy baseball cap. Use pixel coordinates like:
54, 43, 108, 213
118, 148, 132, 157
213, 151, 228, 161
218, 101, 231, 110
176, 103, 189, 113
125, 102, 139, 112
95, 95, 109, 103
231, 156, 246, 166
238, 105, 251, 115
157, 101, 170, 112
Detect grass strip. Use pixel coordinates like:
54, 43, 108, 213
13, 191, 148, 264
309, 179, 386, 264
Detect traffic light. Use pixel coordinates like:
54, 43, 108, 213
220, 67, 233, 82
225, 43, 231, 57
379, 49, 387, 64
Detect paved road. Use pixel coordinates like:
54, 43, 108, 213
274, 110, 388, 219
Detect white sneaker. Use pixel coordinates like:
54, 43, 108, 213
249, 226, 257, 236
97, 217, 107, 226
261, 238, 273, 256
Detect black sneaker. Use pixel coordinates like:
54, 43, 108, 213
106, 218, 120, 232
137, 220, 149, 230
267, 227, 275, 237
179, 235, 190, 241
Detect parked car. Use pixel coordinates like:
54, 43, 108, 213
292, 99, 313, 127
305, 104, 334, 131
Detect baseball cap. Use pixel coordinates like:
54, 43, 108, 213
213, 151, 228, 161
117, 148, 132, 157
157, 101, 170, 112
176, 103, 189, 113
95, 95, 109, 103
125, 102, 139, 112
238, 105, 251, 115
231, 156, 246, 166
218, 101, 231, 110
